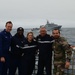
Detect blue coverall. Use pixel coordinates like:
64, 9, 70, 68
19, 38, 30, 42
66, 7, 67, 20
0, 29, 12, 75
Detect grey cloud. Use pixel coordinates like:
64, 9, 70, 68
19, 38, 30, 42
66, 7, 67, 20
0, 0, 75, 28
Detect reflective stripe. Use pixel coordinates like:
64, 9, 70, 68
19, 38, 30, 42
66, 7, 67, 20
38, 40, 54, 43
21, 45, 37, 49
51, 40, 55, 43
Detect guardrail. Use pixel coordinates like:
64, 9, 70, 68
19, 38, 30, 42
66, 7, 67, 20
32, 49, 75, 75
15, 49, 75, 75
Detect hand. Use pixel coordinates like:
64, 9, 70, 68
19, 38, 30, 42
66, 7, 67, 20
16, 45, 19, 48
0, 57, 5, 62
65, 61, 70, 69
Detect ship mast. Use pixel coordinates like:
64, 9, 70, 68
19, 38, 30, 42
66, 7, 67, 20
47, 20, 50, 24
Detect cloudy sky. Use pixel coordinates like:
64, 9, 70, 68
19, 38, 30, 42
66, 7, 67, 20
0, 0, 75, 28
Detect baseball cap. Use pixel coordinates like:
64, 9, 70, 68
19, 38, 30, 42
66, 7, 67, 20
17, 27, 24, 32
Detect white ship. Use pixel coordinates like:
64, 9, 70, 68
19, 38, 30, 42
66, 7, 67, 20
31, 20, 62, 31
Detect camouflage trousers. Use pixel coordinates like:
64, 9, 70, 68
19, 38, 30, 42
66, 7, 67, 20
53, 61, 65, 75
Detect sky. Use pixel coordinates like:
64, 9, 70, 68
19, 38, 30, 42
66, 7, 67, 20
0, 0, 75, 28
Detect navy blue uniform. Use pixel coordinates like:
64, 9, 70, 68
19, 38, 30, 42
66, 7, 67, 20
21, 39, 38, 75
0, 29, 12, 75
9, 33, 26, 75
36, 34, 53, 75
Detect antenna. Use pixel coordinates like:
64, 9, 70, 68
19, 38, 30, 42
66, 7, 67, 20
46, 20, 49, 24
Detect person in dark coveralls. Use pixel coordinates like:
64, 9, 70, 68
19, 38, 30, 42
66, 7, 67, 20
9, 27, 26, 75
21, 32, 38, 75
0, 21, 13, 75
36, 27, 53, 75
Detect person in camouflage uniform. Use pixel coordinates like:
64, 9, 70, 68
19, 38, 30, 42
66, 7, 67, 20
52, 29, 72, 75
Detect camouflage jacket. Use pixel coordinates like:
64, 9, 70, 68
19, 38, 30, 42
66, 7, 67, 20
52, 37, 72, 63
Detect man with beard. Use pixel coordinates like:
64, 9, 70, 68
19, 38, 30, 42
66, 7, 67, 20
52, 29, 72, 75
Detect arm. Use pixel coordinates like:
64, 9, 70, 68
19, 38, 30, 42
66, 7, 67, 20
0, 33, 3, 57
11, 37, 22, 50
61, 37, 72, 61
0, 33, 5, 62
61, 38, 72, 69
50, 36, 55, 51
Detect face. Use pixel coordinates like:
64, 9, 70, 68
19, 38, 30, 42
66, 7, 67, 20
17, 30, 24, 36
5, 23, 13, 32
52, 30, 60, 39
27, 33, 33, 41
40, 28, 47, 36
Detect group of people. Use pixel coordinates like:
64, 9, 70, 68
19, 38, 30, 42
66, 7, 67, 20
0, 21, 73, 75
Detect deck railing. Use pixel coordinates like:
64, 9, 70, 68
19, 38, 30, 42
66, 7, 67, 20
15, 49, 75, 75
32, 49, 75, 75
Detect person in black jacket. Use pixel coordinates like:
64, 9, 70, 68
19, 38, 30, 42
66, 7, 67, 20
36, 27, 54, 75
21, 32, 38, 75
9, 27, 26, 75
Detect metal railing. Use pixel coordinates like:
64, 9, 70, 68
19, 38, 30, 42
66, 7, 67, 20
32, 49, 75, 75
15, 49, 75, 75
